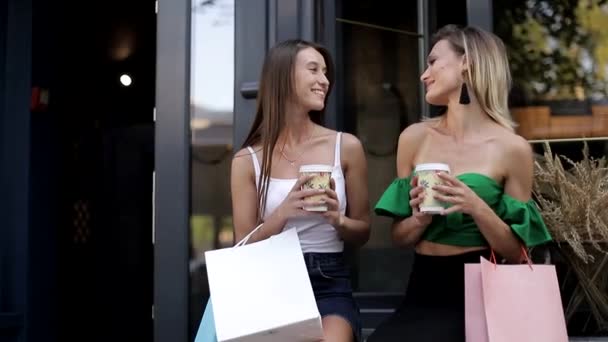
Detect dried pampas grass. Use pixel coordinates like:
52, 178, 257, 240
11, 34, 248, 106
533, 141, 608, 331
533, 142, 608, 263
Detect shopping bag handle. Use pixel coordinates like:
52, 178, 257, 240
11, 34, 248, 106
233, 223, 264, 248
490, 245, 533, 270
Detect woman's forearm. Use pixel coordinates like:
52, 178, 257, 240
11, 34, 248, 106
391, 217, 428, 247
472, 203, 522, 263
237, 210, 287, 244
334, 215, 370, 246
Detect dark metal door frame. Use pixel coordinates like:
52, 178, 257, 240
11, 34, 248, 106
467, 0, 492, 31
0, 0, 32, 341
233, 0, 269, 150
154, 0, 191, 340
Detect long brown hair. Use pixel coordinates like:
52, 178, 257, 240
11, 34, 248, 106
241, 39, 335, 220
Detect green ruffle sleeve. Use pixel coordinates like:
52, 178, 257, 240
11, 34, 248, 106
374, 177, 413, 218
497, 194, 553, 247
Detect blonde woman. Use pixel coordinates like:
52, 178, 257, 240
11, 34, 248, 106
368, 25, 552, 342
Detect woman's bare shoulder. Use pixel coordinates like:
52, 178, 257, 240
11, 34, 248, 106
232, 147, 256, 173
341, 132, 363, 150
399, 121, 433, 146
234, 147, 251, 158
493, 128, 533, 167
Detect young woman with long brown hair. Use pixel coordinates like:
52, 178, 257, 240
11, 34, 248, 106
231, 39, 370, 341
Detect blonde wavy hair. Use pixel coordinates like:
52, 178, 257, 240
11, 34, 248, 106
430, 25, 515, 131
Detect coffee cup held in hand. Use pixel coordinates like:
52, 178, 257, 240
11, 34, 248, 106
414, 163, 451, 214
299, 164, 333, 212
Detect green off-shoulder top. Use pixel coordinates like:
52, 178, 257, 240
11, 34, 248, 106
374, 173, 552, 247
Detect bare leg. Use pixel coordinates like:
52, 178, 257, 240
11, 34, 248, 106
321, 315, 354, 342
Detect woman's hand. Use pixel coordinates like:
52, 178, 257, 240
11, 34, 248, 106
275, 175, 326, 222
323, 178, 342, 227
433, 172, 486, 216
409, 176, 433, 227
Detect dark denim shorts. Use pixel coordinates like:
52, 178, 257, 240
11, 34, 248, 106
304, 252, 361, 341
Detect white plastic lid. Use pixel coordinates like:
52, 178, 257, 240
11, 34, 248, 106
415, 163, 451, 172
299, 164, 334, 173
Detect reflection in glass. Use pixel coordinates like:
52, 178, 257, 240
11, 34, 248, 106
494, 0, 608, 140
337, 1, 421, 292
495, 3, 607, 336
191, 0, 234, 140
188, 0, 235, 340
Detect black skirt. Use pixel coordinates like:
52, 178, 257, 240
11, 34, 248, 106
367, 249, 491, 342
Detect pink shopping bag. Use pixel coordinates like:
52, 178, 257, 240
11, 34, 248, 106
465, 252, 569, 342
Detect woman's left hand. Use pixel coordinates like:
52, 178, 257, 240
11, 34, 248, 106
433, 172, 486, 216
323, 178, 344, 228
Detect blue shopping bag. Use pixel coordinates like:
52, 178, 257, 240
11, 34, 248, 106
194, 299, 217, 342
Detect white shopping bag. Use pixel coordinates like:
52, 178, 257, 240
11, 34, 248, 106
205, 226, 323, 342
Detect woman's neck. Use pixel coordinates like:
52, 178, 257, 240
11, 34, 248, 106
442, 97, 491, 141
281, 105, 315, 146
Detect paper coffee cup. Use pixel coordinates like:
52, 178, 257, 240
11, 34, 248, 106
414, 163, 451, 214
299, 164, 333, 212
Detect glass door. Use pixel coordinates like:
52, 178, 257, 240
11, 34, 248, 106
188, 0, 236, 340
329, 0, 467, 293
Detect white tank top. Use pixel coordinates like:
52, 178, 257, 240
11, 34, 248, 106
247, 132, 347, 253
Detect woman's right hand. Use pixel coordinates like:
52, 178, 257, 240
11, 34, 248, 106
274, 175, 326, 222
409, 176, 433, 227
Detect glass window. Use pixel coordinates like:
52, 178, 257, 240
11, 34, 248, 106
494, 0, 608, 144
494, 4, 607, 335
336, 1, 421, 292
334, 0, 466, 292
336, 0, 466, 292
188, 0, 235, 339
493, 0, 608, 170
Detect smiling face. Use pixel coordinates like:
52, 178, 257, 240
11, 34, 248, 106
291, 47, 330, 111
420, 39, 467, 106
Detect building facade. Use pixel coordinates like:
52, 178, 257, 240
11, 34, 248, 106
2, 0, 608, 341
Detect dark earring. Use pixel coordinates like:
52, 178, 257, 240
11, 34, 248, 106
459, 83, 470, 104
